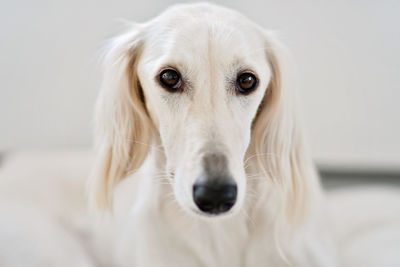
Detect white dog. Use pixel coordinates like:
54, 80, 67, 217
90, 2, 333, 266
1, 3, 399, 267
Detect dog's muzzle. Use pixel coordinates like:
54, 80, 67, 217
192, 153, 237, 215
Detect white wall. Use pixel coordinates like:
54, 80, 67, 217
1, 0, 399, 170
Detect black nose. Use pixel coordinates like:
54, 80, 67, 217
193, 182, 237, 214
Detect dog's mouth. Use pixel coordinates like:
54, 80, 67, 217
191, 207, 236, 218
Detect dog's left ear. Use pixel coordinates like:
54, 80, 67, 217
89, 26, 153, 210
248, 31, 320, 225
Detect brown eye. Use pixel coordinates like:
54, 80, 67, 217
159, 69, 182, 92
236, 72, 258, 95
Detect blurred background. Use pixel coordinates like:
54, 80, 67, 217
0, 0, 399, 186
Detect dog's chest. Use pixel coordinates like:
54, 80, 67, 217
119, 208, 248, 267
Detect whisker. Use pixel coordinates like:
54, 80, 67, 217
243, 152, 281, 166
125, 139, 165, 153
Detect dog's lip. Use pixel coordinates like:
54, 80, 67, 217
190, 206, 236, 219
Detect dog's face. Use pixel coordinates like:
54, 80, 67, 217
137, 6, 271, 216
91, 3, 309, 222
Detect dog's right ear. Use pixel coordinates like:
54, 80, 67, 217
89, 26, 152, 210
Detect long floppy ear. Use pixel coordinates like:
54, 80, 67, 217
248, 32, 320, 226
89, 26, 152, 210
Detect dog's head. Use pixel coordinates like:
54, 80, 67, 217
90, 3, 314, 222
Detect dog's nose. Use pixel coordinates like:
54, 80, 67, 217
193, 181, 237, 214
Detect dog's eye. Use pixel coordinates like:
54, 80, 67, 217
236, 73, 258, 95
159, 69, 182, 92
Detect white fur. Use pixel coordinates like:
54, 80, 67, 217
1, 3, 399, 267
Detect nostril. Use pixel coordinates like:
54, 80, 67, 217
193, 183, 237, 215
195, 200, 215, 213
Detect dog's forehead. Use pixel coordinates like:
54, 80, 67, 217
143, 7, 267, 73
